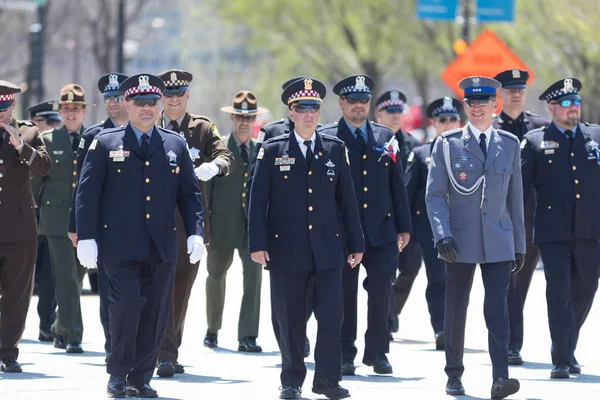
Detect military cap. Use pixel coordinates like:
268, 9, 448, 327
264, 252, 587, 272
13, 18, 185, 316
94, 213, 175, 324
493, 69, 529, 89
538, 77, 582, 102
120, 73, 165, 100
58, 83, 94, 105
333, 74, 374, 99
221, 90, 268, 115
0, 80, 20, 111
281, 77, 326, 106
97, 73, 128, 97
426, 97, 462, 118
157, 69, 193, 94
458, 76, 501, 100
375, 90, 407, 112
26, 100, 61, 121
282, 76, 308, 90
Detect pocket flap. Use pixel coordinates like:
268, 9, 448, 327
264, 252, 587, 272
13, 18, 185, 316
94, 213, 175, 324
451, 160, 477, 171
44, 195, 63, 207
323, 224, 341, 238
499, 217, 513, 230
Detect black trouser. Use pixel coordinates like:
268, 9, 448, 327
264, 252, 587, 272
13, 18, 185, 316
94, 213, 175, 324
35, 234, 56, 333
271, 277, 313, 348
97, 260, 111, 354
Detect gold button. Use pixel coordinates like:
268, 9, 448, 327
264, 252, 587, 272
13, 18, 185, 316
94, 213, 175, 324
104, 224, 108, 228
308, 225, 313, 230
363, 170, 367, 175
284, 175, 288, 179
548, 206, 552, 209
275, 234, 279, 238
172, 169, 175, 173
145, 161, 150, 166
573, 166, 577, 170
117, 169, 121, 173
330, 178, 333, 182
72, 183, 76, 188
576, 194, 581, 199
55, 160, 59, 164
73, 160, 77, 165
385, 162, 389, 166
416, 210, 421, 215
244, 172, 248, 177
242, 193, 246, 197
309, 206, 313, 211
308, 171, 313, 175
146, 196, 151, 201
571, 152, 575, 157
173, 227, 176, 231
46, 200, 50, 204
548, 160, 552, 164
575, 179, 579, 184
387, 213, 391, 217
146, 214, 150, 219
308, 188, 313, 193
363, 203, 368, 209
243, 182, 247, 187
336, 233, 339, 237
364, 187, 368, 192
362, 154, 367, 159
146, 178, 150, 183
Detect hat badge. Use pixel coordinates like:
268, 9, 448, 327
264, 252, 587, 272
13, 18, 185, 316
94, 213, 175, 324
472, 77, 480, 87
391, 91, 400, 102
241, 101, 248, 110
563, 78, 574, 92
304, 78, 313, 90
67, 91, 74, 101
108, 74, 119, 87
138, 75, 151, 89
512, 70, 521, 78
355, 76, 366, 88
52, 102, 59, 111
170, 72, 177, 82
442, 97, 453, 110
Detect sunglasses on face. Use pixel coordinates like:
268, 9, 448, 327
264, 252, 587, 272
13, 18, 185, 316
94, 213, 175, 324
344, 97, 370, 104
384, 106, 404, 114
465, 98, 492, 107
132, 99, 158, 107
438, 116, 458, 123
104, 96, 123, 104
294, 105, 321, 114
233, 114, 257, 122
163, 91, 186, 98
551, 99, 581, 108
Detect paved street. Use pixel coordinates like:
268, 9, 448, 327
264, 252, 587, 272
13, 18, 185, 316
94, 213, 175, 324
2, 259, 599, 400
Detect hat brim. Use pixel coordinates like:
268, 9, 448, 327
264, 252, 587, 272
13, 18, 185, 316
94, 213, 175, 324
435, 111, 460, 118
103, 90, 122, 97
343, 92, 371, 100
556, 93, 580, 102
290, 99, 322, 106
463, 95, 496, 100
163, 86, 189, 94
0, 100, 13, 111
220, 106, 269, 115
502, 83, 527, 89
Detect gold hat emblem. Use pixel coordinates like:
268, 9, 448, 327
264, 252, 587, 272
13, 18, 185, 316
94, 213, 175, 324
67, 91, 74, 102
52, 102, 59, 111
304, 78, 313, 90
512, 70, 521, 78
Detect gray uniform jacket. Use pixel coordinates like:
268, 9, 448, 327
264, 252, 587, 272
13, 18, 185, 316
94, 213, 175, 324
425, 125, 526, 264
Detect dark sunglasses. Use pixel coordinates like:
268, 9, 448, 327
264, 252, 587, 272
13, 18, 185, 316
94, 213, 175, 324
384, 106, 404, 114
438, 116, 458, 123
104, 96, 123, 104
294, 105, 321, 114
344, 97, 370, 104
163, 91, 187, 98
233, 114, 257, 122
132, 99, 158, 107
551, 99, 581, 108
465, 98, 492, 107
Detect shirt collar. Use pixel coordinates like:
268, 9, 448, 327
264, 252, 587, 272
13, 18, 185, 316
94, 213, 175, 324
555, 124, 578, 135
232, 133, 250, 149
344, 119, 367, 140
294, 130, 315, 147
130, 123, 153, 144
468, 122, 493, 141
163, 114, 185, 128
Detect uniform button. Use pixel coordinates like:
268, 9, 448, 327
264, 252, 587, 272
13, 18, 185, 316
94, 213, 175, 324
0, 159, 3, 164
72, 183, 76, 188
172, 169, 175, 173
146, 214, 150, 219
146, 196, 151, 201
308, 171, 313, 175
244, 172, 248, 177
387, 213, 391, 217
55, 160, 59, 164
548, 160, 552, 164
0, 173, 2, 178
46, 200, 50, 204
330, 178, 333, 182
284, 175, 288, 179
174, 227, 176, 231
573, 166, 577, 170
145, 161, 150, 166
576, 194, 581, 199
275, 234, 279, 238
117, 169, 121, 173
416, 210, 421, 215
571, 152, 575, 157
308, 225, 313, 230
242, 193, 246, 197
363, 170, 367, 175
73, 160, 77, 165
243, 182, 247, 187
336, 233, 339, 237
308, 188, 313, 193
146, 178, 150, 183
104, 224, 108, 228
385, 162, 389, 166
364, 187, 368, 192
362, 154, 367, 159
363, 203, 368, 209
575, 179, 579, 184
548, 206, 552, 209
308, 206, 313, 211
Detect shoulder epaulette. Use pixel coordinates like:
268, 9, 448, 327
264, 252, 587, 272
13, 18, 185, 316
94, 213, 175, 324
263, 118, 286, 128
525, 110, 541, 117
441, 128, 462, 138
371, 122, 393, 133
263, 134, 290, 144
321, 133, 344, 144
317, 122, 338, 132
497, 129, 519, 142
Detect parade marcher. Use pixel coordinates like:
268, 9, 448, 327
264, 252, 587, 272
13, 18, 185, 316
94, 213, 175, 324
27, 100, 60, 342
155, 69, 234, 377
426, 76, 524, 399
30, 84, 92, 354
249, 77, 364, 400
0, 81, 52, 372
393, 97, 462, 349
319, 75, 412, 376
202, 91, 266, 354
493, 69, 550, 365
66, 73, 129, 359
75, 73, 205, 398
521, 78, 600, 379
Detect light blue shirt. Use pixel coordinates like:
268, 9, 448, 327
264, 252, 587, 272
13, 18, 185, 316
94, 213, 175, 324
555, 124, 578, 139
344, 119, 368, 142
130, 123, 154, 146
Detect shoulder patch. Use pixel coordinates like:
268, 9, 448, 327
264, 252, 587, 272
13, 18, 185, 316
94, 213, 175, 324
79, 138, 85, 148
189, 114, 212, 123
257, 147, 265, 160
441, 128, 462, 138
520, 138, 527, 149
89, 138, 98, 150
210, 124, 222, 140
257, 129, 266, 143
407, 152, 415, 162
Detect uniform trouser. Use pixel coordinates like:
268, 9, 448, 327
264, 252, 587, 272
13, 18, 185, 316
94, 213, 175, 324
538, 240, 600, 366
157, 243, 199, 364
105, 240, 175, 385
0, 239, 37, 359
272, 277, 313, 348
391, 235, 446, 334
205, 246, 262, 340
47, 235, 86, 344
35, 234, 56, 333
341, 241, 398, 363
97, 260, 111, 354
271, 268, 343, 386
445, 261, 511, 380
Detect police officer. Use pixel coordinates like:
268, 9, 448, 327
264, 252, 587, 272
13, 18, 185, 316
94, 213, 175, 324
0, 81, 52, 373
521, 78, 600, 379
395, 97, 463, 349
426, 76, 524, 399
30, 84, 92, 354
75, 73, 204, 398
249, 77, 363, 400
155, 69, 234, 377
493, 69, 550, 365
67, 73, 129, 358
27, 100, 60, 342
319, 75, 412, 376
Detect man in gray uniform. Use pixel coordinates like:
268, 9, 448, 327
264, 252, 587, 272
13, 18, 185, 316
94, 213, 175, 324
426, 76, 525, 399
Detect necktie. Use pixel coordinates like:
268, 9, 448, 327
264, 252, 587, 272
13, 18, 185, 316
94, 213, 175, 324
355, 128, 366, 152
71, 132, 80, 152
0, 132, 4, 151
304, 140, 313, 166
169, 120, 180, 133
565, 129, 575, 146
141, 134, 149, 157
479, 133, 487, 159
240, 144, 249, 167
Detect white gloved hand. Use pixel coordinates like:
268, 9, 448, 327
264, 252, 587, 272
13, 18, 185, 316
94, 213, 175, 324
187, 235, 205, 264
194, 162, 220, 181
77, 239, 98, 270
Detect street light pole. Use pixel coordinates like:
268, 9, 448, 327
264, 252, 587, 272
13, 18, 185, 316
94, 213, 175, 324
117, 0, 125, 72
462, 0, 471, 44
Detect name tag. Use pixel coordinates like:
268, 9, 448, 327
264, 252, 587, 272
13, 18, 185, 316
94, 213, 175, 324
275, 155, 295, 166
544, 149, 555, 155
109, 150, 130, 162
541, 141, 559, 149
53, 150, 64, 155
279, 165, 290, 171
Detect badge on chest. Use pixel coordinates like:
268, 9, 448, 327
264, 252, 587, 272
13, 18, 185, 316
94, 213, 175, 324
275, 154, 295, 171
109, 150, 130, 162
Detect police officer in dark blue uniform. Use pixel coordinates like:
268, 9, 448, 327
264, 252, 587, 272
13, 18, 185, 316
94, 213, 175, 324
522, 77, 600, 379
67, 72, 128, 359
75, 73, 204, 398
249, 77, 364, 400
492, 69, 549, 365
318, 75, 412, 376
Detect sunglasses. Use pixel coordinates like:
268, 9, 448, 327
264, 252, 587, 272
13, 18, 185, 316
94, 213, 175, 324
438, 116, 458, 123
32, 118, 60, 126
551, 99, 581, 108
465, 98, 492, 107
163, 91, 187, 98
294, 105, 321, 114
132, 99, 158, 107
233, 114, 257, 122
384, 106, 404, 114
344, 97, 370, 104
104, 96, 123, 104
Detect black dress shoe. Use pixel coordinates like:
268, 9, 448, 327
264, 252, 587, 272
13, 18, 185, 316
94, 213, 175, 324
66, 342, 83, 354
53, 335, 66, 349
569, 363, 581, 374
312, 379, 350, 399
203, 330, 218, 348
491, 377, 520, 399
304, 337, 310, 358
550, 365, 570, 379
341, 361, 356, 376
435, 331, 445, 350
175, 362, 185, 374
125, 383, 158, 398
0, 357, 22, 373
156, 360, 175, 377
107, 376, 126, 398
279, 384, 301, 399
238, 336, 263, 352
363, 353, 393, 374
39, 329, 53, 342
508, 349, 523, 365
445, 377, 465, 396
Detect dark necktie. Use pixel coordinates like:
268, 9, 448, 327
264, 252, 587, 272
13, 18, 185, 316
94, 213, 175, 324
0, 132, 4, 151
71, 132, 80, 152
355, 128, 366, 152
169, 120, 180, 133
479, 133, 487, 159
240, 143, 249, 167
304, 140, 313, 166
141, 134, 149, 157
565, 129, 575, 146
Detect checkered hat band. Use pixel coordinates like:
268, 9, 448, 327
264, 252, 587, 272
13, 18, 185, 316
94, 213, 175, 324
287, 90, 321, 104
339, 86, 370, 95
123, 86, 162, 98
164, 80, 189, 88
433, 106, 458, 115
377, 99, 404, 111
546, 88, 578, 101
0, 94, 15, 101
104, 84, 119, 91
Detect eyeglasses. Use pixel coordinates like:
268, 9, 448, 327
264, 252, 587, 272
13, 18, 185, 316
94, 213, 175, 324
163, 91, 187, 98
550, 99, 581, 108
384, 106, 404, 114
438, 116, 458, 123
293, 105, 321, 114
465, 98, 492, 107
233, 114, 257, 122
104, 96, 123, 104
132, 99, 158, 107
344, 97, 370, 104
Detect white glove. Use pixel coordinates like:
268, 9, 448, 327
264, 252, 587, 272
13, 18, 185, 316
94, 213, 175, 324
194, 162, 220, 181
187, 235, 205, 264
77, 239, 98, 270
